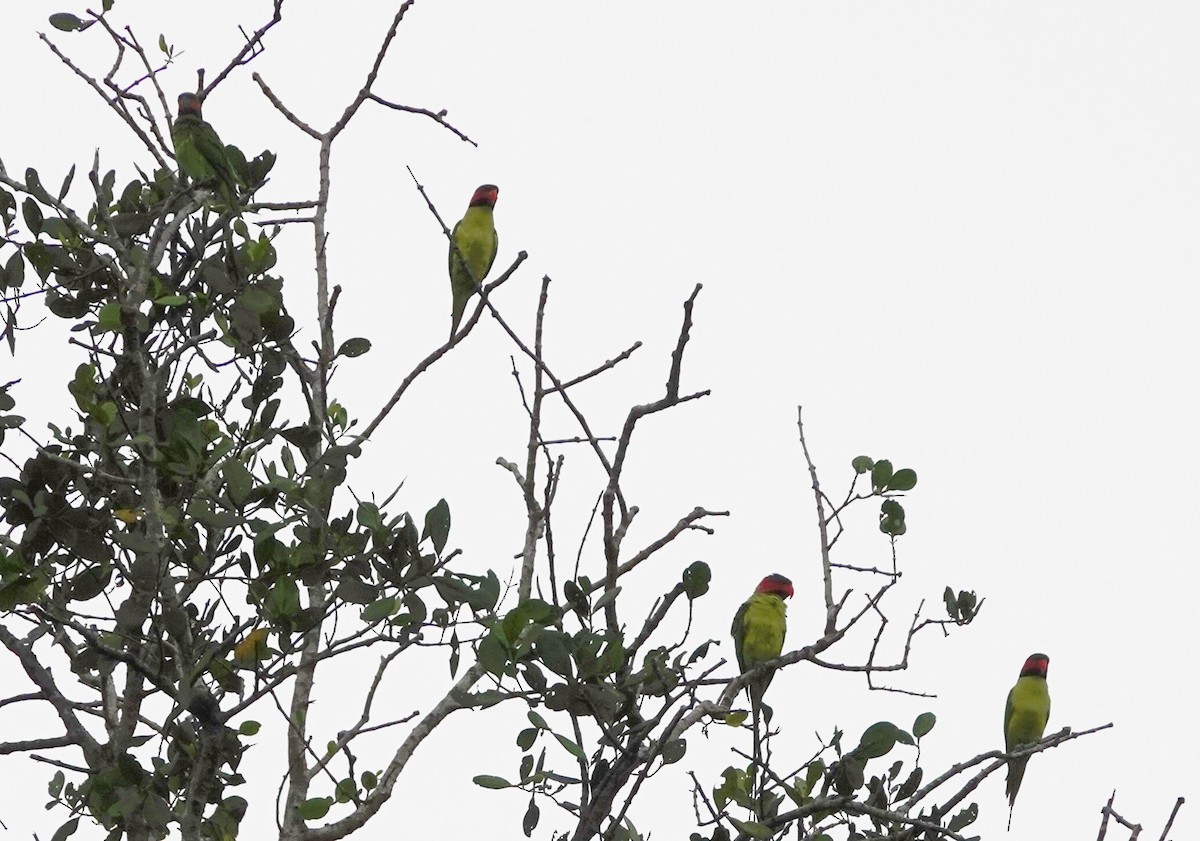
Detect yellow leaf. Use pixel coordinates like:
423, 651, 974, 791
233, 627, 270, 662
113, 507, 142, 524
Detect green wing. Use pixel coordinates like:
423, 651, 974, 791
485, 228, 499, 278
172, 119, 212, 181
1003, 686, 1014, 747
172, 115, 241, 205
447, 208, 498, 338
730, 600, 749, 673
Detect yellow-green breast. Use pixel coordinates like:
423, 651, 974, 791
737, 593, 788, 669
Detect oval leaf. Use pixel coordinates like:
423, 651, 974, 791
297, 797, 332, 820
661, 738, 687, 765
856, 721, 900, 759
516, 727, 538, 751
337, 337, 371, 358
871, 459, 894, 491
554, 733, 586, 760
887, 467, 918, 491
422, 498, 451, 554
472, 774, 512, 790
943, 586, 959, 619
851, 455, 874, 474
682, 560, 711, 600
913, 711, 936, 739
49, 13, 88, 32
361, 597, 397, 623
522, 798, 540, 837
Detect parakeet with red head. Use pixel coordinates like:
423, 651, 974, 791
171, 92, 242, 208
447, 184, 499, 338
1003, 652, 1051, 830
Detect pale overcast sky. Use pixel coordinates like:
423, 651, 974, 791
1, 2, 1197, 839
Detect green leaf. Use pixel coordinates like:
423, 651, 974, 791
337, 337, 371, 358
238, 286, 276, 315
472, 775, 511, 790
896, 767, 923, 799
554, 733, 586, 760
334, 777, 357, 803
90, 401, 117, 427
833, 755, 864, 794
727, 818, 773, 840
361, 770, 378, 790
660, 738, 686, 765
238, 720, 261, 736
68, 565, 111, 601
468, 569, 501, 612
356, 501, 382, 531
943, 586, 959, 620
50, 817, 79, 841
535, 630, 573, 677
947, 802, 979, 832
25, 169, 50, 203
49, 13, 93, 32
723, 711, 748, 727
805, 759, 825, 793
855, 721, 901, 759
887, 468, 918, 491
682, 560, 711, 599
878, 498, 906, 536
713, 766, 751, 811
956, 589, 978, 621
871, 459, 894, 492
591, 585, 621, 615
478, 628, 509, 676
4, 252, 24, 288
265, 577, 300, 619
361, 597, 398, 624
516, 727, 538, 751
522, 797, 540, 837
58, 164, 76, 201
154, 294, 187, 306
851, 455, 874, 474
422, 498, 451, 554
594, 637, 626, 676
522, 663, 547, 693
96, 301, 122, 333
913, 711, 936, 739
223, 459, 253, 507
527, 710, 548, 729
280, 425, 320, 451
781, 779, 807, 807
297, 797, 332, 820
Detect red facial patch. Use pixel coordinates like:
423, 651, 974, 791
470, 184, 499, 207
1021, 654, 1050, 677
756, 574, 794, 598
177, 93, 202, 116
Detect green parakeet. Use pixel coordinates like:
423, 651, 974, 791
731, 573, 793, 787
1003, 652, 1051, 830
447, 184, 499, 339
172, 92, 242, 208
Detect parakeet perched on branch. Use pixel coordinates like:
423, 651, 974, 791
1003, 652, 1051, 830
731, 572, 793, 790
447, 184, 499, 339
172, 92, 242, 208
